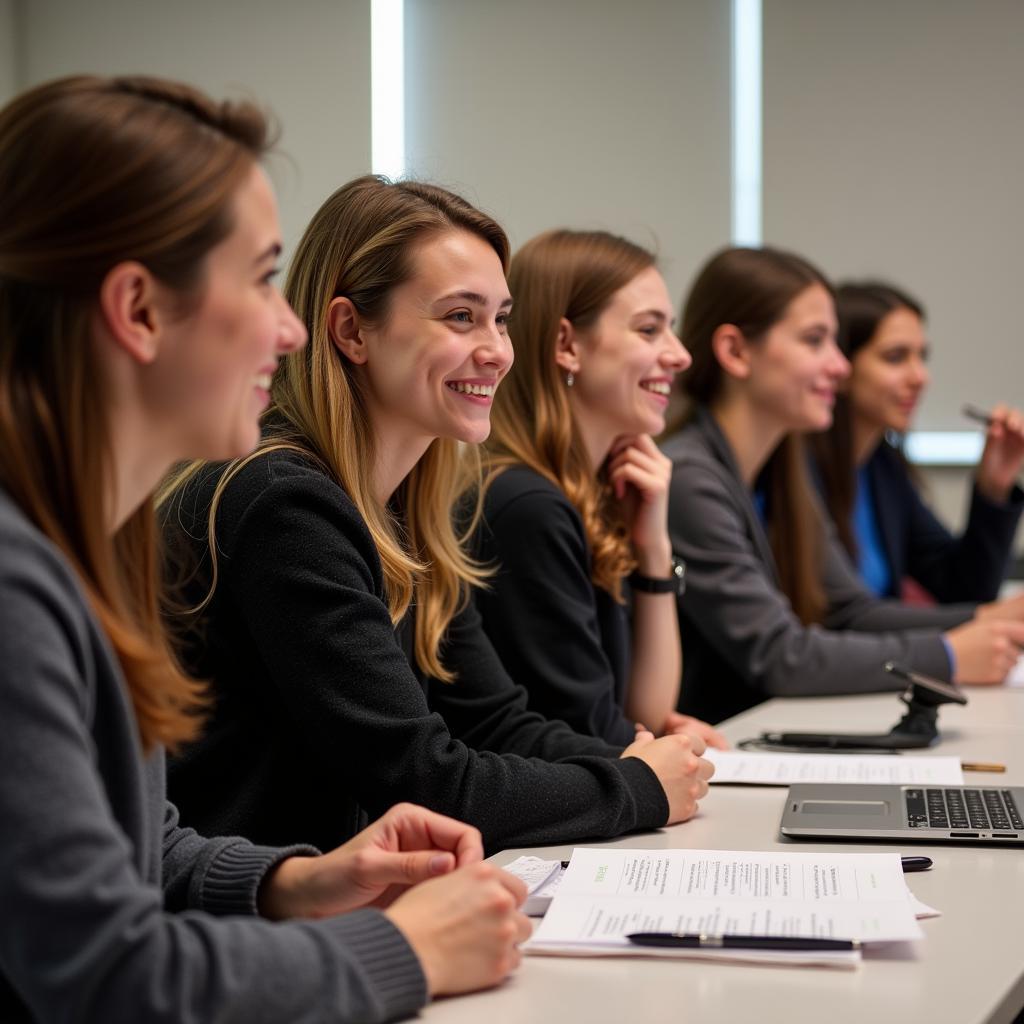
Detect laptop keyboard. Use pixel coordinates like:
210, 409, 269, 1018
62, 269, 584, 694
905, 788, 1024, 831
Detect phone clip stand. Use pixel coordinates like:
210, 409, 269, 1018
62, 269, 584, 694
747, 662, 968, 753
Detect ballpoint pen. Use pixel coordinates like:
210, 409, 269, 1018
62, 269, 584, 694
625, 933, 859, 952
962, 403, 995, 426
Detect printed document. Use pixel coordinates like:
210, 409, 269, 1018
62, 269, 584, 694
526, 848, 922, 966
706, 750, 964, 786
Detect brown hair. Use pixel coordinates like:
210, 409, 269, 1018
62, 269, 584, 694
0, 75, 270, 750
163, 175, 509, 682
810, 281, 925, 556
484, 229, 656, 600
678, 246, 834, 624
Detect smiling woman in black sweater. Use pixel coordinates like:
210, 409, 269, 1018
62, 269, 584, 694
162, 177, 712, 857
475, 229, 727, 749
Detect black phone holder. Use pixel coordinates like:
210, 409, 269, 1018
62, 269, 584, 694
748, 662, 968, 752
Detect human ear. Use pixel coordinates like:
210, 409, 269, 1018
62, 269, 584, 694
553, 317, 582, 375
97, 261, 163, 365
327, 296, 367, 364
711, 324, 752, 381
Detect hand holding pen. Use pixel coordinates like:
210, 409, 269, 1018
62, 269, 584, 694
962, 403, 1024, 504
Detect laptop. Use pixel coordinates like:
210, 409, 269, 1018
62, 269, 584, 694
780, 783, 1024, 845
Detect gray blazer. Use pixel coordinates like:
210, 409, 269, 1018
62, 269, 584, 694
662, 408, 974, 723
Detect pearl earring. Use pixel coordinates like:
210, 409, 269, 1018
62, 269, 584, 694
566, 371, 575, 388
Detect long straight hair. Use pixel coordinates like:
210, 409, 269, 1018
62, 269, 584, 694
678, 246, 834, 625
810, 281, 925, 557
163, 176, 509, 682
0, 76, 269, 750
484, 229, 656, 600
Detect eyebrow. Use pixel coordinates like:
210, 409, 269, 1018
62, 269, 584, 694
254, 242, 282, 265
435, 290, 513, 309
632, 309, 671, 323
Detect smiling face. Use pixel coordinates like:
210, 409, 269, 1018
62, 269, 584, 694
745, 282, 849, 433
151, 165, 307, 460
847, 306, 929, 435
565, 265, 691, 441
356, 228, 513, 446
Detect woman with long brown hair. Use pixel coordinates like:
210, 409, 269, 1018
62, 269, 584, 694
476, 228, 726, 747
663, 246, 1024, 723
0, 75, 533, 1024
810, 280, 1024, 601
160, 177, 713, 859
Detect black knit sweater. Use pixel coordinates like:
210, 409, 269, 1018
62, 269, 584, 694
164, 450, 668, 854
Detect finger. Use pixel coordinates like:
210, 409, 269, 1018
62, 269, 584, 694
608, 445, 666, 477
390, 804, 485, 865
493, 869, 529, 906
366, 849, 457, 888
626, 433, 660, 458
513, 911, 533, 944
1000, 620, 1024, 644
704, 727, 730, 750
621, 730, 655, 758
608, 463, 663, 501
608, 434, 642, 457
680, 730, 707, 757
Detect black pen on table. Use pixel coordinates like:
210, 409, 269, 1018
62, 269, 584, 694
626, 933, 858, 952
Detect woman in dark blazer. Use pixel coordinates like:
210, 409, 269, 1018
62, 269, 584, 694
811, 281, 1024, 602
662, 248, 1024, 724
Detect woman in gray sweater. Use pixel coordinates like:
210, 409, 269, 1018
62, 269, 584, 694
0, 75, 528, 1024
663, 247, 1024, 723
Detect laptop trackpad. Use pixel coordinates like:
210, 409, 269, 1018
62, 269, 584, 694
798, 800, 891, 816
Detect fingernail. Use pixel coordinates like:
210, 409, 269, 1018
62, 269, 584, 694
429, 854, 450, 874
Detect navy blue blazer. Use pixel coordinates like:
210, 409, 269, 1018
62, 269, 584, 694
840, 442, 1022, 603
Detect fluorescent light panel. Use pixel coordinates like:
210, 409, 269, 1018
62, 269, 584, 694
904, 432, 984, 466
731, 0, 762, 245
371, 0, 405, 179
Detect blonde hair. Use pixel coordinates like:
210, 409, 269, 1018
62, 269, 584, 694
163, 176, 509, 681
0, 75, 270, 751
484, 229, 656, 601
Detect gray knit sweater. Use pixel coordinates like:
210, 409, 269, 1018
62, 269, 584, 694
0, 489, 426, 1024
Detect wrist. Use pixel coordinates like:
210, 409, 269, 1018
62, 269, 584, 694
258, 855, 313, 920
976, 469, 1012, 505
634, 542, 673, 577
629, 557, 686, 596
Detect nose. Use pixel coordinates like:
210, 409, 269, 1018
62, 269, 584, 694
910, 356, 930, 389
827, 338, 850, 381
663, 331, 692, 372
275, 290, 308, 354
474, 320, 514, 373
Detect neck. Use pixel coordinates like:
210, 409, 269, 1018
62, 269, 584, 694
709, 396, 787, 488
370, 419, 435, 503
570, 398, 621, 472
106, 405, 176, 534
851, 413, 884, 468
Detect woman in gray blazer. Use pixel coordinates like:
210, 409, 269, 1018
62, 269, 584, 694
663, 247, 1024, 723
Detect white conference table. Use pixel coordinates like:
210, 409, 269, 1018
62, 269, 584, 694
421, 688, 1024, 1024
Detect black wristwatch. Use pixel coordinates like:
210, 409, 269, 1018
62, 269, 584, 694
629, 558, 686, 596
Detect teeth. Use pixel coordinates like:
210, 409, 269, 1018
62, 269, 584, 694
448, 382, 495, 397
255, 373, 273, 389
641, 381, 671, 395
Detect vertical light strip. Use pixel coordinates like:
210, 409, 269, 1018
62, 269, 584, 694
371, 0, 405, 179
731, 0, 762, 245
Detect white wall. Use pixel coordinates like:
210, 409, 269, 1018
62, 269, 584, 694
762, 0, 1024, 433
0, 0, 19, 107
405, 0, 732, 304
15, 0, 371, 261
